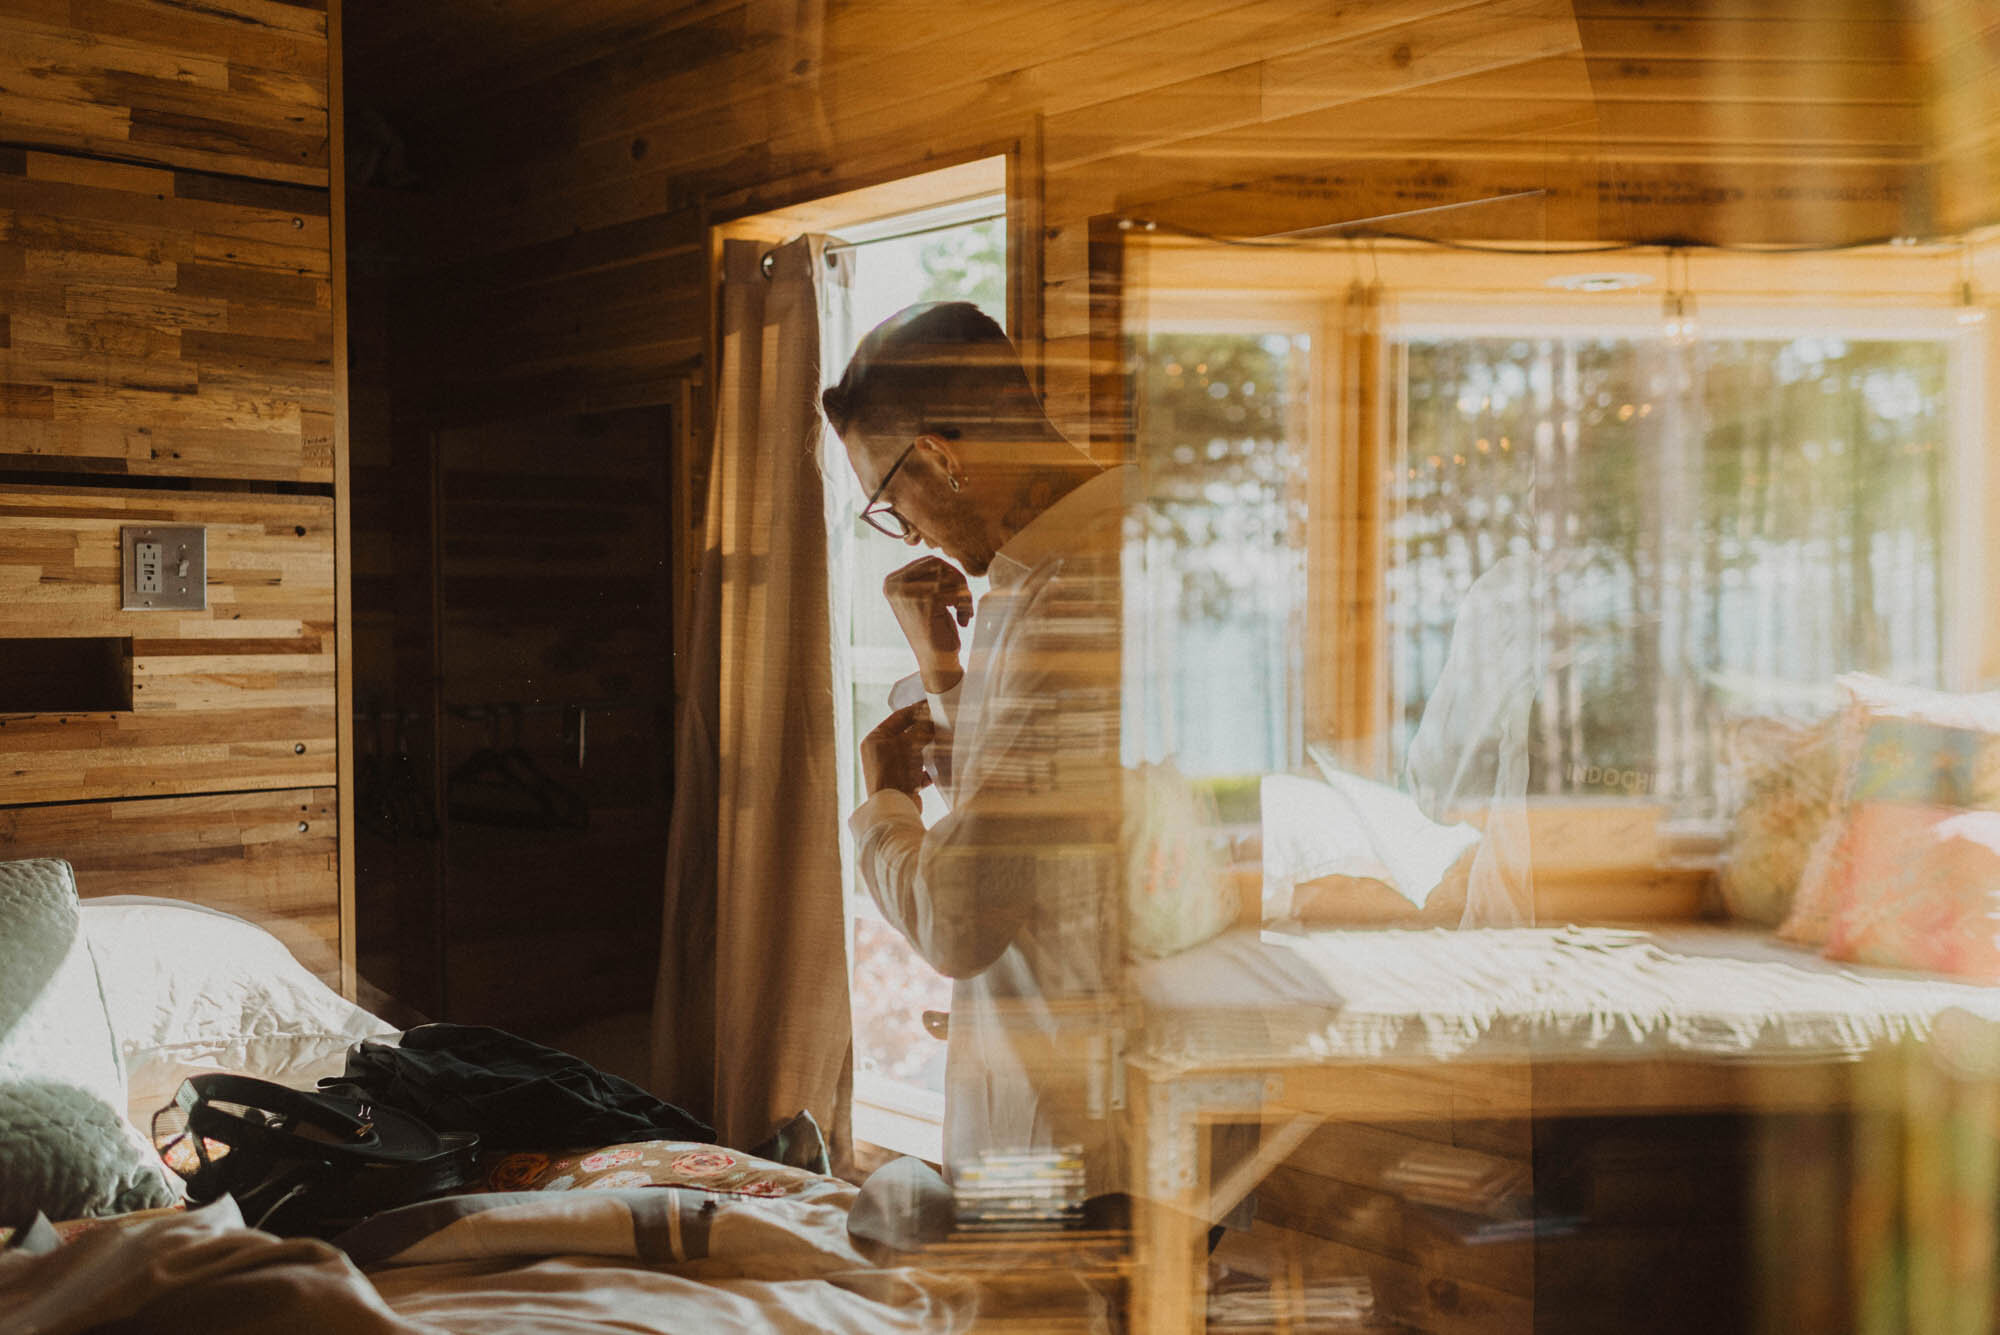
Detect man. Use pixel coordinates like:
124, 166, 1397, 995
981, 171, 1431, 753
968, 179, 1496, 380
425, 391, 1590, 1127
822, 301, 1131, 1201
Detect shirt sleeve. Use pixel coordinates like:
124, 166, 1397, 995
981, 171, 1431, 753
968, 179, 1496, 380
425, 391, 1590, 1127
846, 552, 1123, 982
924, 677, 962, 794
926, 677, 962, 733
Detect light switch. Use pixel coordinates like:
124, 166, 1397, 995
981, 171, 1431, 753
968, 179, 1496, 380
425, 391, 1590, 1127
121, 525, 206, 611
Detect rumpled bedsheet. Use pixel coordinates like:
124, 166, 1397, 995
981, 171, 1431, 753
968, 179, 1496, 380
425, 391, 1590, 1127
0, 1186, 976, 1334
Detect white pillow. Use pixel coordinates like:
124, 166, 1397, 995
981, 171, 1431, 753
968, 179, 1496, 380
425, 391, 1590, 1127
1260, 771, 1483, 920
79, 897, 399, 1129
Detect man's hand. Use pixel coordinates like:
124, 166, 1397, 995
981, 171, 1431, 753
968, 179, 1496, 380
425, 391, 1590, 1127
861, 701, 936, 799
884, 556, 972, 694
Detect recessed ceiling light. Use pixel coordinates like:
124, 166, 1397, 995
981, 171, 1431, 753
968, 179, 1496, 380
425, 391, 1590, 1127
1546, 272, 1652, 293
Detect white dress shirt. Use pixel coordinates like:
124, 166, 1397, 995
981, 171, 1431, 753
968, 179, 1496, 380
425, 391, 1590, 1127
849, 466, 1132, 1194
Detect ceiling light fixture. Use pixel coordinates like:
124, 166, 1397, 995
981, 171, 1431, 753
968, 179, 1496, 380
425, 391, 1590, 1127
1545, 272, 1651, 293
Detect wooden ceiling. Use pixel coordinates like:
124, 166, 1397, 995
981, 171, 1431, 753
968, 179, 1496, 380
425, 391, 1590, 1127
341, 0, 1937, 120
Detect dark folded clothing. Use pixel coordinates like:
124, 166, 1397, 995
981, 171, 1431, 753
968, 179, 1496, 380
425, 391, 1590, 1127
334, 1022, 714, 1153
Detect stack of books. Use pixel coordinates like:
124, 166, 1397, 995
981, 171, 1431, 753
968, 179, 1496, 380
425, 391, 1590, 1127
1380, 1145, 1528, 1217
1207, 1274, 1381, 1331
952, 1146, 1087, 1233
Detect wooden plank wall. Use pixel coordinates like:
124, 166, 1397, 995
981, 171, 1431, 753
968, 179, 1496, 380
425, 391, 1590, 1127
1916, 0, 2000, 234
0, 0, 344, 983
0, 787, 341, 975
0, 150, 334, 482
0, 486, 336, 804
0, 0, 331, 186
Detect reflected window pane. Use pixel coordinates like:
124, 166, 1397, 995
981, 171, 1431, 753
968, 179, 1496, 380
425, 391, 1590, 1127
1128, 330, 1311, 781
1389, 332, 1951, 812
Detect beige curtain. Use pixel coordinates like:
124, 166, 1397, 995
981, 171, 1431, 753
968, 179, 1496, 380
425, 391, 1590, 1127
653, 236, 853, 1168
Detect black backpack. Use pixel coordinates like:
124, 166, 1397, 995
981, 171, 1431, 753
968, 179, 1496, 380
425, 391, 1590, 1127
152, 1072, 479, 1237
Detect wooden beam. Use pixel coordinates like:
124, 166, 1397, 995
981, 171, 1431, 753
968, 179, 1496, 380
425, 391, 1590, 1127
329, 0, 355, 998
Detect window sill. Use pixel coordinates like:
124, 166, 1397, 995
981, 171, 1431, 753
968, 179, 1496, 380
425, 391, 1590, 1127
853, 1073, 944, 1164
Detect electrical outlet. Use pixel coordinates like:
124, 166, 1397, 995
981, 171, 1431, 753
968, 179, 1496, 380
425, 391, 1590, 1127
134, 541, 164, 595
121, 526, 206, 611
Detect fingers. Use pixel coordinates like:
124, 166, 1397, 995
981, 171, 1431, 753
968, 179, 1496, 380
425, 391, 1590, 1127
868, 701, 934, 749
881, 700, 932, 732
861, 701, 936, 799
885, 556, 969, 602
885, 557, 973, 638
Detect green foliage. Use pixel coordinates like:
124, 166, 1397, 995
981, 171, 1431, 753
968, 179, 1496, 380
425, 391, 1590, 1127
1394, 332, 1949, 803
1193, 773, 1264, 827
914, 220, 1005, 311
1135, 331, 1306, 620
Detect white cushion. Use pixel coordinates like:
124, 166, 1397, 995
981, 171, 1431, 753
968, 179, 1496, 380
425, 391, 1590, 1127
0, 860, 178, 1214
79, 897, 398, 1129
0, 862, 125, 1108
1260, 771, 1482, 920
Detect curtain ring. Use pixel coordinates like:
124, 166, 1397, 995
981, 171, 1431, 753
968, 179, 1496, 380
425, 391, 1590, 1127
759, 250, 776, 279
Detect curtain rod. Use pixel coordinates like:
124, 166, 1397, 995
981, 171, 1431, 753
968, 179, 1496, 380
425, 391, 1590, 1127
761, 210, 1011, 274
824, 210, 1007, 254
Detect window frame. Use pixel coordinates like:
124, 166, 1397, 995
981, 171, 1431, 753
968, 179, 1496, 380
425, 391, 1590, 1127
809, 171, 1010, 1166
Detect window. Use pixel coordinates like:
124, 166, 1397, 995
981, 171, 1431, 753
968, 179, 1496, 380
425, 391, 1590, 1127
1126, 324, 1313, 783
819, 189, 1007, 1162
1387, 304, 1977, 817
1126, 244, 1986, 838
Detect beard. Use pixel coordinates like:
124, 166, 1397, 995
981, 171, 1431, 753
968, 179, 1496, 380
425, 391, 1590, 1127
926, 493, 998, 577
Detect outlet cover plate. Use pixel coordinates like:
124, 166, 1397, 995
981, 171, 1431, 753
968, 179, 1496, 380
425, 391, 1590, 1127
120, 525, 206, 611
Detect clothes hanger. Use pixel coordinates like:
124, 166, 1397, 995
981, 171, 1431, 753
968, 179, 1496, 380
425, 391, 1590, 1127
389, 710, 439, 839
497, 704, 589, 829
446, 704, 587, 829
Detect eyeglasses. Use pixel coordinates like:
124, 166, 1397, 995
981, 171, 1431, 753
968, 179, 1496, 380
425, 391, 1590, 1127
859, 441, 918, 539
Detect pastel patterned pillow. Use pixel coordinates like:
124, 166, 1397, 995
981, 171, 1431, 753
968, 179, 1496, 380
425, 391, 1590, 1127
1780, 677, 2000, 948
1123, 762, 1234, 958
1720, 714, 1840, 926
480, 1141, 819, 1199
1821, 804, 2000, 979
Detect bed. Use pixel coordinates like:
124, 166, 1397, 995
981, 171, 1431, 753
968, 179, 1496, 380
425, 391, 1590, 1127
0, 858, 978, 1334
1126, 923, 2000, 1334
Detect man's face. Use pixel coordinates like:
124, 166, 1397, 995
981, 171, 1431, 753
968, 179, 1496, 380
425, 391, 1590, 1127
845, 433, 997, 576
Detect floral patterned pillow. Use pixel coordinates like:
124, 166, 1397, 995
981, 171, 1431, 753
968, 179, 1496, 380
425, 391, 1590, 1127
1719, 714, 1840, 926
480, 1141, 818, 1198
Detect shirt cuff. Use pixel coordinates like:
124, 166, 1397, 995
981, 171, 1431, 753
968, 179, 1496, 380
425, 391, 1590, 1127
926, 678, 963, 731
849, 787, 923, 839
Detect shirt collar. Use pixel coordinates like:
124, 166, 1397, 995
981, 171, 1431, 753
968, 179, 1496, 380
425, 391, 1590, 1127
985, 465, 1132, 588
